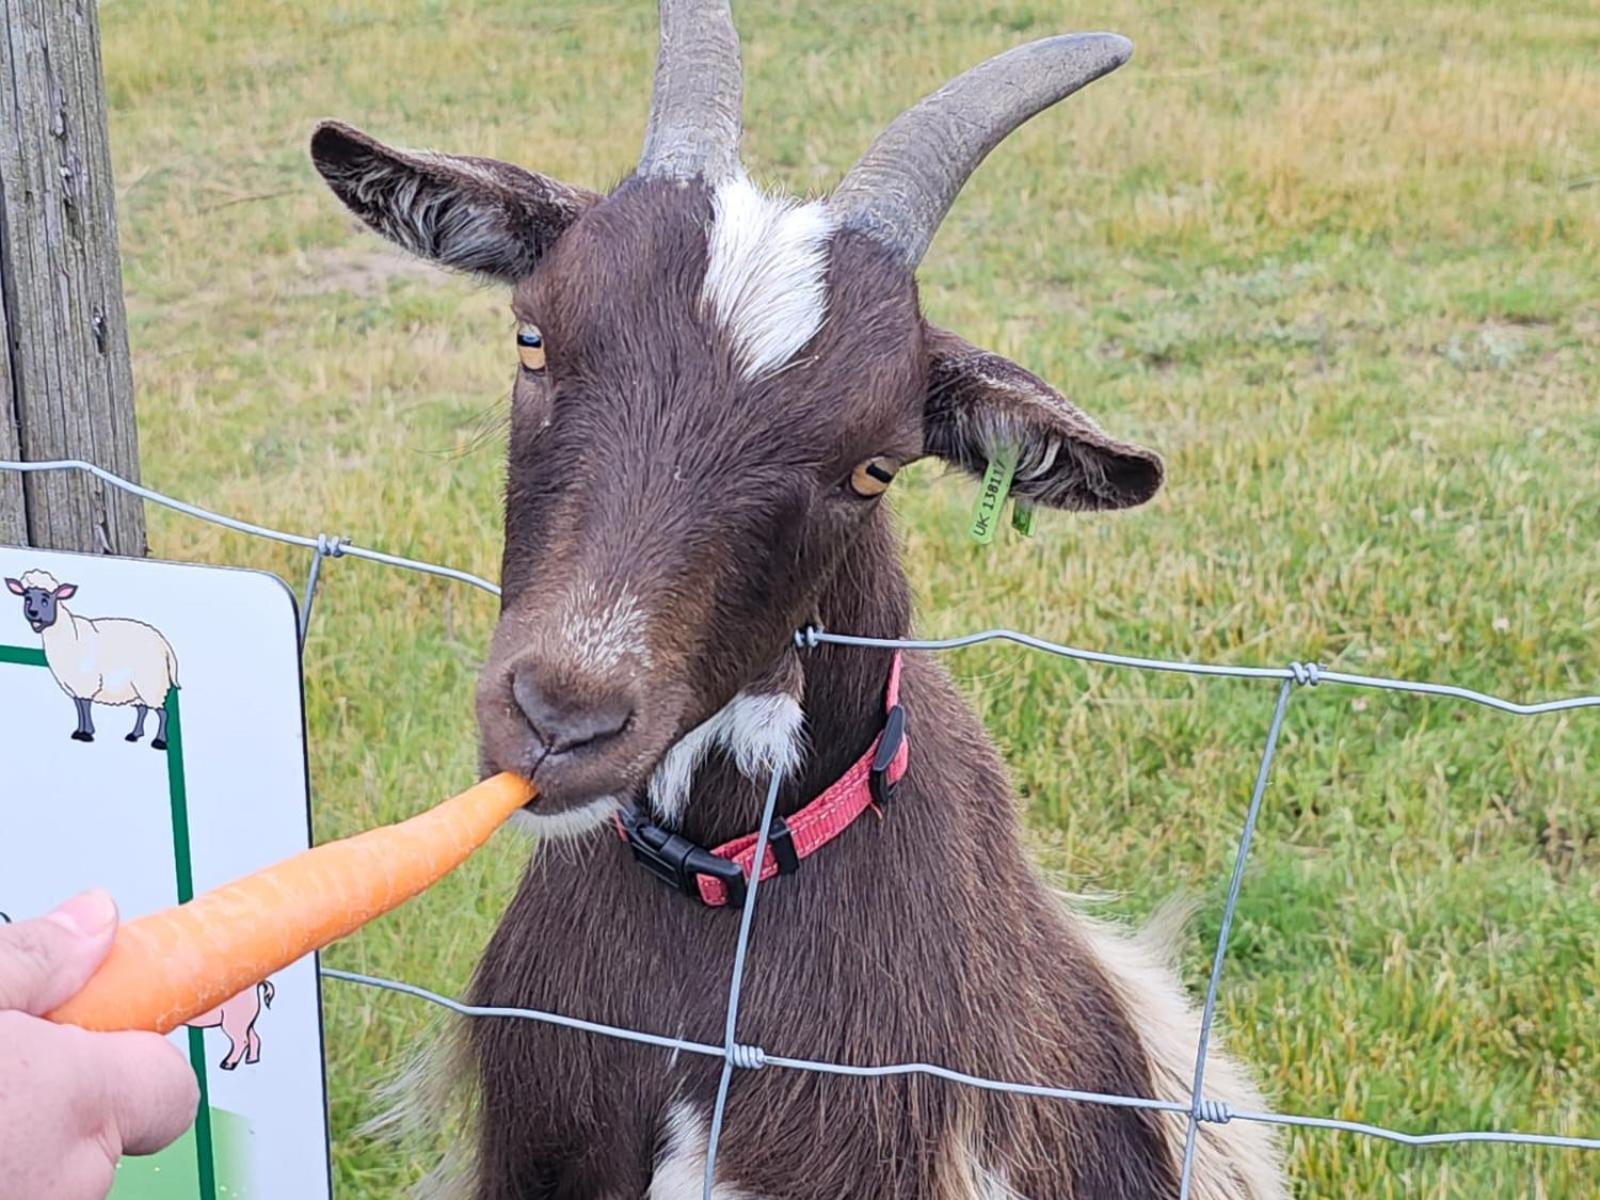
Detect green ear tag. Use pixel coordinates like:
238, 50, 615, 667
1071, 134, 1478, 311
969, 446, 1018, 544
1011, 498, 1036, 537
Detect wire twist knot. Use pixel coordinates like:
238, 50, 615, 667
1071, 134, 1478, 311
316, 533, 349, 559
1288, 660, 1322, 687
727, 1043, 767, 1070
794, 624, 824, 649
1195, 1098, 1234, 1125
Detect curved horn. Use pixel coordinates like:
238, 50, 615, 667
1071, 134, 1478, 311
637, 0, 743, 181
831, 33, 1132, 266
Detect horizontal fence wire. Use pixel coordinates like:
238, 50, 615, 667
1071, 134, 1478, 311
1, 458, 502, 596
801, 628, 1600, 716
323, 968, 1600, 1153
6, 458, 1600, 1196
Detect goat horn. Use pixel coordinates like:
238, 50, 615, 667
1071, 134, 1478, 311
637, 0, 743, 181
831, 33, 1132, 266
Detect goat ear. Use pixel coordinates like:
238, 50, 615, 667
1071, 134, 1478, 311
309, 121, 600, 282
922, 325, 1163, 512
4, 578, 22, 596
53, 583, 77, 600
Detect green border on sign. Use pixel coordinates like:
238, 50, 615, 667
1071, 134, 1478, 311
1, 649, 216, 1200
0, 644, 46, 668
163, 689, 219, 1200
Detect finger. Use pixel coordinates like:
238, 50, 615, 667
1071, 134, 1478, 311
38, 1155, 116, 1200
0, 892, 118, 1015
87, 1031, 200, 1156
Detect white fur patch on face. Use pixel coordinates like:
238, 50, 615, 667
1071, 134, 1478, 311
557, 583, 649, 675
701, 174, 835, 381
648, 690, 805, 825
508, 794, 624, 839
649, 1102, 766, 1200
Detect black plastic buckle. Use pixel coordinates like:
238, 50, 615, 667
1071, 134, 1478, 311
870, 704, 907, 807
768, 815, 800, 875
619, 805, 747, 907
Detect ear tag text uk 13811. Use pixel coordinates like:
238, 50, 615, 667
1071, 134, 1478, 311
969, 446, 1017, 544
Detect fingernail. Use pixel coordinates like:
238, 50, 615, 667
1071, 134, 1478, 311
47, 889, 117, 937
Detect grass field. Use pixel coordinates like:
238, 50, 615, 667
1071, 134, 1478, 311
96, 0, 1599, 1195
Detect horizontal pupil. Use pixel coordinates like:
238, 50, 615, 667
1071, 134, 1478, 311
517, 331, 542, 347
865, 461, 895, 483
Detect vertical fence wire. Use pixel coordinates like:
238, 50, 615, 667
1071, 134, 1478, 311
703, 767, 786, 1198
1177, 677, 1295, 1197
5, 459, 1600, 1181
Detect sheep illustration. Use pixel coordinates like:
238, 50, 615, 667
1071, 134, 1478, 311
6, 570, 181, 749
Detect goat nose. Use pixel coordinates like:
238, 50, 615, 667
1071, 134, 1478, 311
511, 671, 633, 756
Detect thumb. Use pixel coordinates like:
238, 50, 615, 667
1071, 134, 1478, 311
0, 890, 119, 1015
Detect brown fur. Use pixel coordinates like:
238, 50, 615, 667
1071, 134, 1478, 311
310, 20, 1283, 1198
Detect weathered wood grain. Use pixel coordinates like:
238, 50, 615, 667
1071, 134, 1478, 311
0, 0, 144, 554
0, 274, 25, 546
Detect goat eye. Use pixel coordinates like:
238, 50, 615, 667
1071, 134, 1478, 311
849, 456, 898, 498
516, 324, 546, 372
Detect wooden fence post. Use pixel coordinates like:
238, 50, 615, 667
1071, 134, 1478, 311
1, 0, 145, 555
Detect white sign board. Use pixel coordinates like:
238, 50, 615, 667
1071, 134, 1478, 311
0, 547, 333, 1200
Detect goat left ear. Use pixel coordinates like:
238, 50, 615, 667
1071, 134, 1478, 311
53, 583, 77, 600
922, 325, 1163, 512
310, 121, 600, 282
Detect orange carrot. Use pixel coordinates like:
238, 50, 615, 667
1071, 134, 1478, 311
48, 772, 534, 1034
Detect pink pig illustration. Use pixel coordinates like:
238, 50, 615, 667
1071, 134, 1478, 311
186, 979, 276, 1070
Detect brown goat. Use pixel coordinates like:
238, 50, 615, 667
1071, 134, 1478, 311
312, 3, 1285, 1196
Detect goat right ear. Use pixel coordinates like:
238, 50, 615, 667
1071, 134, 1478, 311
52, 583, 77, 600
309, 121, 601, 282
4, 578, 22, 596
922, 325, 1163, 512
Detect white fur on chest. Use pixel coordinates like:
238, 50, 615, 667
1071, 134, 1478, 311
647, 689, 805, 824
649, 1103, 768, 1200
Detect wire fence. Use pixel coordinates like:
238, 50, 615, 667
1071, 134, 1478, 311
6, 457, 1600, 1199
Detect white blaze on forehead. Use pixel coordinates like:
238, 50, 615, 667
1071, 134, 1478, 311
648, 689, 805, 825
701, 174, 835, 381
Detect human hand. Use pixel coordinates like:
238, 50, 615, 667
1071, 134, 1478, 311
0, 892, 199, 1200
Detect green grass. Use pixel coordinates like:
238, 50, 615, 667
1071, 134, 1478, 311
97, 0, 1599, 1195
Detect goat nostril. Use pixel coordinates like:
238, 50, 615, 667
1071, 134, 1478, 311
510, 670, 633, 755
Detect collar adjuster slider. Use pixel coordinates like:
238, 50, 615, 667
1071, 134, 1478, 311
870, 704, 907, 807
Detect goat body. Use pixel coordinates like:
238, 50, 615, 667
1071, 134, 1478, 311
461, 547, 1282, 1200
307, 2, 1289, 1194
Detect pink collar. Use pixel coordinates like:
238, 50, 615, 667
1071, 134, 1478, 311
616, 653, 908, 908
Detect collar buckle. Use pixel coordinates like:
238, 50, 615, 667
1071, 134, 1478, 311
619, 805, 747, 907
870, 704, 907, 807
